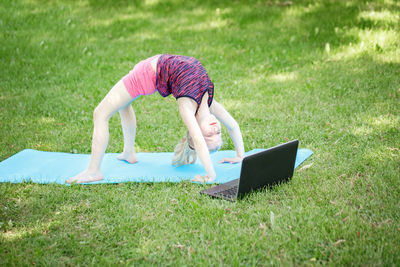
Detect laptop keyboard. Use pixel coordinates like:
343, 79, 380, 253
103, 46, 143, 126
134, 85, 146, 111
215, 185, 238, 197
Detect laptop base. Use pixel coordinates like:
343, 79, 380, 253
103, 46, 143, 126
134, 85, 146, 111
200, 178, 239, 201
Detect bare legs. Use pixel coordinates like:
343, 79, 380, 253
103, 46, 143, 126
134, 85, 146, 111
116, 104, 138, 163
66, 80, 136, 184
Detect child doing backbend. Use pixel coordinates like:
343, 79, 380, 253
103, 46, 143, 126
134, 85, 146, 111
66, 54, 245, 184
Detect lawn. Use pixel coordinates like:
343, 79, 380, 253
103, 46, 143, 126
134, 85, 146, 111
0, 0, 399, 265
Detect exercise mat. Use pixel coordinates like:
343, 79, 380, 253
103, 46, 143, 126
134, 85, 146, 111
0, 148, 313, 184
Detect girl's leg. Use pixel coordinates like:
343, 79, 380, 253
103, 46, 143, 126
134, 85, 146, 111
66, 80, 134, 184
116, 104, 138, 163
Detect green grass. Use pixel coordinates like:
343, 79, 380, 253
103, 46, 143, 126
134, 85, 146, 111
1, 0, 399, 265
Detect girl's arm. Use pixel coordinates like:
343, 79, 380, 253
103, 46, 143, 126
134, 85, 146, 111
210, 100, 245, 163
177, 98, 216, 181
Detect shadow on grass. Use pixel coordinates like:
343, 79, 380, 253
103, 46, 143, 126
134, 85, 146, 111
0, 182, 154, 262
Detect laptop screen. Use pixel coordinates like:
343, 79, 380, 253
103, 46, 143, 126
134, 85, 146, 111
237, 140, 299, 199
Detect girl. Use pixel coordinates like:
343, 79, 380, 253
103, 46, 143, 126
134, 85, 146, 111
66, 54, 244, 184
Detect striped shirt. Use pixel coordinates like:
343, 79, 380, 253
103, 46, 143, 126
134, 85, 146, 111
155, 54, 214, 108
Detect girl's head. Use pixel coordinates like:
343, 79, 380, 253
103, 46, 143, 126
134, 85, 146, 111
198, 114, 223, 152
172, 115, 223, 166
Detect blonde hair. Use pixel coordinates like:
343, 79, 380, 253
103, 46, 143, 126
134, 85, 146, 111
171, 132, 197, 166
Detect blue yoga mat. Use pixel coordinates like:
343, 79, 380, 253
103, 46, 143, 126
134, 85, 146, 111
0, 149, 313, 185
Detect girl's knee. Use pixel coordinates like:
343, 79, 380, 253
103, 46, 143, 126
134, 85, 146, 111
93, 106, 111, 122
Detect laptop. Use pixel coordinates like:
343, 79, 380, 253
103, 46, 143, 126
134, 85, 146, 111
200, 139, 299, 201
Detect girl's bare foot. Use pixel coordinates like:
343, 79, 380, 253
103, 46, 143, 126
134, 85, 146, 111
117, 152, 138, 164
66, 170, 103, 184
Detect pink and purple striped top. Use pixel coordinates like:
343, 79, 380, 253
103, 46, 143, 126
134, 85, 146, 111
156, 54, 214, 108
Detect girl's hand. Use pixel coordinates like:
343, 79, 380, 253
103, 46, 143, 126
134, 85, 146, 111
192, 174, 216, 182
219, 156, 243, 164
